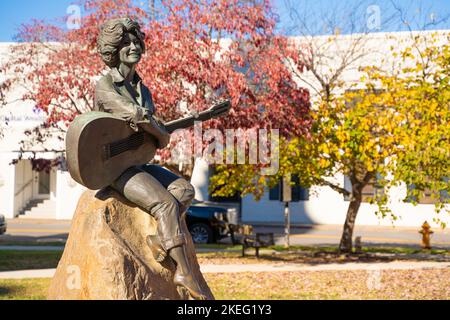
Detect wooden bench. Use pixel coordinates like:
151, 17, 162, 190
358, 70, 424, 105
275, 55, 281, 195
226, 224, 274, 257
241, 232, 275, 258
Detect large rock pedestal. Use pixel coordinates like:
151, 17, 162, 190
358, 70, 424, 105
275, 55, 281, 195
48, 188, 214, 300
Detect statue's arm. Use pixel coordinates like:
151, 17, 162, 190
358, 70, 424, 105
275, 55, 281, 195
95, 87, 147, 125
95, 84, 170, 149
138, 87, 170, 149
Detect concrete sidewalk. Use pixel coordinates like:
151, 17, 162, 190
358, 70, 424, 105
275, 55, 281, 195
0, 261, 448, 279
0, 269, 56, 279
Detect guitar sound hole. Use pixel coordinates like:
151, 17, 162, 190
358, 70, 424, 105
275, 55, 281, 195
106, 132, 145, 159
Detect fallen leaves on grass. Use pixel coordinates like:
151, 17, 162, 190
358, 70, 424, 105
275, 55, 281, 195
204, 269, 450, 300
0, 269, 448, 300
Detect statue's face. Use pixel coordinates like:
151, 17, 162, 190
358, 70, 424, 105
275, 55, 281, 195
119, 32, 142, 65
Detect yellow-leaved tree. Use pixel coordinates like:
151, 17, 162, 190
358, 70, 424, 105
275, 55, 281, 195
211, 31, 450, 253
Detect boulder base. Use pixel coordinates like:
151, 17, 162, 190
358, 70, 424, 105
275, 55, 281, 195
48, 188, 214, 300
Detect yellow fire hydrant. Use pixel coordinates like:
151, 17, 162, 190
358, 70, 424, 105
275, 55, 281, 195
419, 221, 433, 249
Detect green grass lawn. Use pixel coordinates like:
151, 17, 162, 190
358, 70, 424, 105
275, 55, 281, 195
0, 250, 63, 272
198, 243, 449, 255
0, 241, 66, 247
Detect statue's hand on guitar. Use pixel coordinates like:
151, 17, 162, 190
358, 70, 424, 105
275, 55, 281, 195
137, 116, 170, 149
152, 115, 171, 149
137, 100, 231, 150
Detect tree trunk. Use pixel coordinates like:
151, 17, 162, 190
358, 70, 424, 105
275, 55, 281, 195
339, 184, 363, 253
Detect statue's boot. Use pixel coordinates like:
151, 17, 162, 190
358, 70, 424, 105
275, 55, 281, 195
170, 245, 207, 300
147, 235, 206, 300
174, 272, 207, 300
146, 211, 189, 263
146, 235, 167, 263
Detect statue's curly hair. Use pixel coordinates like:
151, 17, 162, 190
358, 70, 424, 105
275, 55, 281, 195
97, 17, 146, 68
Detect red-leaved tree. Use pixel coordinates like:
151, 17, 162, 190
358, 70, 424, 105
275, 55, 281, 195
0, 0, 310, 176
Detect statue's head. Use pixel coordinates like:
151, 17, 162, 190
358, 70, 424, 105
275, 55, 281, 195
97, 17, 146, 68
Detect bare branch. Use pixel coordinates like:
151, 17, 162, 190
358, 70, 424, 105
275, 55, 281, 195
313, 177, 351, 196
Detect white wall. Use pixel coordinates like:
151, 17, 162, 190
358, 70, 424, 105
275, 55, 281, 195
50, 167, 57, 200
55, 170, 86, 220
0, 155, 85, 220
0, 154, 16, 218
190, 158, 210, 201
241, 173, 450, 228
12, 159, 34, 217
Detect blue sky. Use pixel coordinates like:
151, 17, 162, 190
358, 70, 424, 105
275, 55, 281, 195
0, 0, 449, 41
0, 0, 74, 41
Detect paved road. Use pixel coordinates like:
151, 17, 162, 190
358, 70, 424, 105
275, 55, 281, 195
1, 218, 450, 249
0, 219, 71, 243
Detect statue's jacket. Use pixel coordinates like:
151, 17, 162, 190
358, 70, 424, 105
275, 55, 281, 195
94, 67, 155, 127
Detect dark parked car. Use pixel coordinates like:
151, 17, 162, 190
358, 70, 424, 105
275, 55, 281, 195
186, 200, 237, 244
0, 214, 7, 235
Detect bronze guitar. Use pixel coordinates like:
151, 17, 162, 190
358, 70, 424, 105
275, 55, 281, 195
66, 100, 230, 190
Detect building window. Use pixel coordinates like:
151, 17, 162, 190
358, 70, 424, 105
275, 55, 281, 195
269, 175, 309, 201
343, 174, 384, 202
406, 178, 450, 204
441, 177, 450, 202
269, 182, 281, 201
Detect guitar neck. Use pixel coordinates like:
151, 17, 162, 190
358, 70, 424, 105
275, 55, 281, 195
164, 113, 211, 133
163, 102, 230, 133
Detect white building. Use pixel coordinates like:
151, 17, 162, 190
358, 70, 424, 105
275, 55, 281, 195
0, 43, 86, 220
0, 30, 449, 227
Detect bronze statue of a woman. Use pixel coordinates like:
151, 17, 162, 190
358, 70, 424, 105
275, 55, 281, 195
95, 17, 206, 300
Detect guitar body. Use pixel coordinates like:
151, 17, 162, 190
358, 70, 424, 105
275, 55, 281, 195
66, 112, 157, 190
66, 101, 230, 190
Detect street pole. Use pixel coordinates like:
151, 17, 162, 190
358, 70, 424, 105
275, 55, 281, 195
284, 201, 290, 249
282, 174, 291, 250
